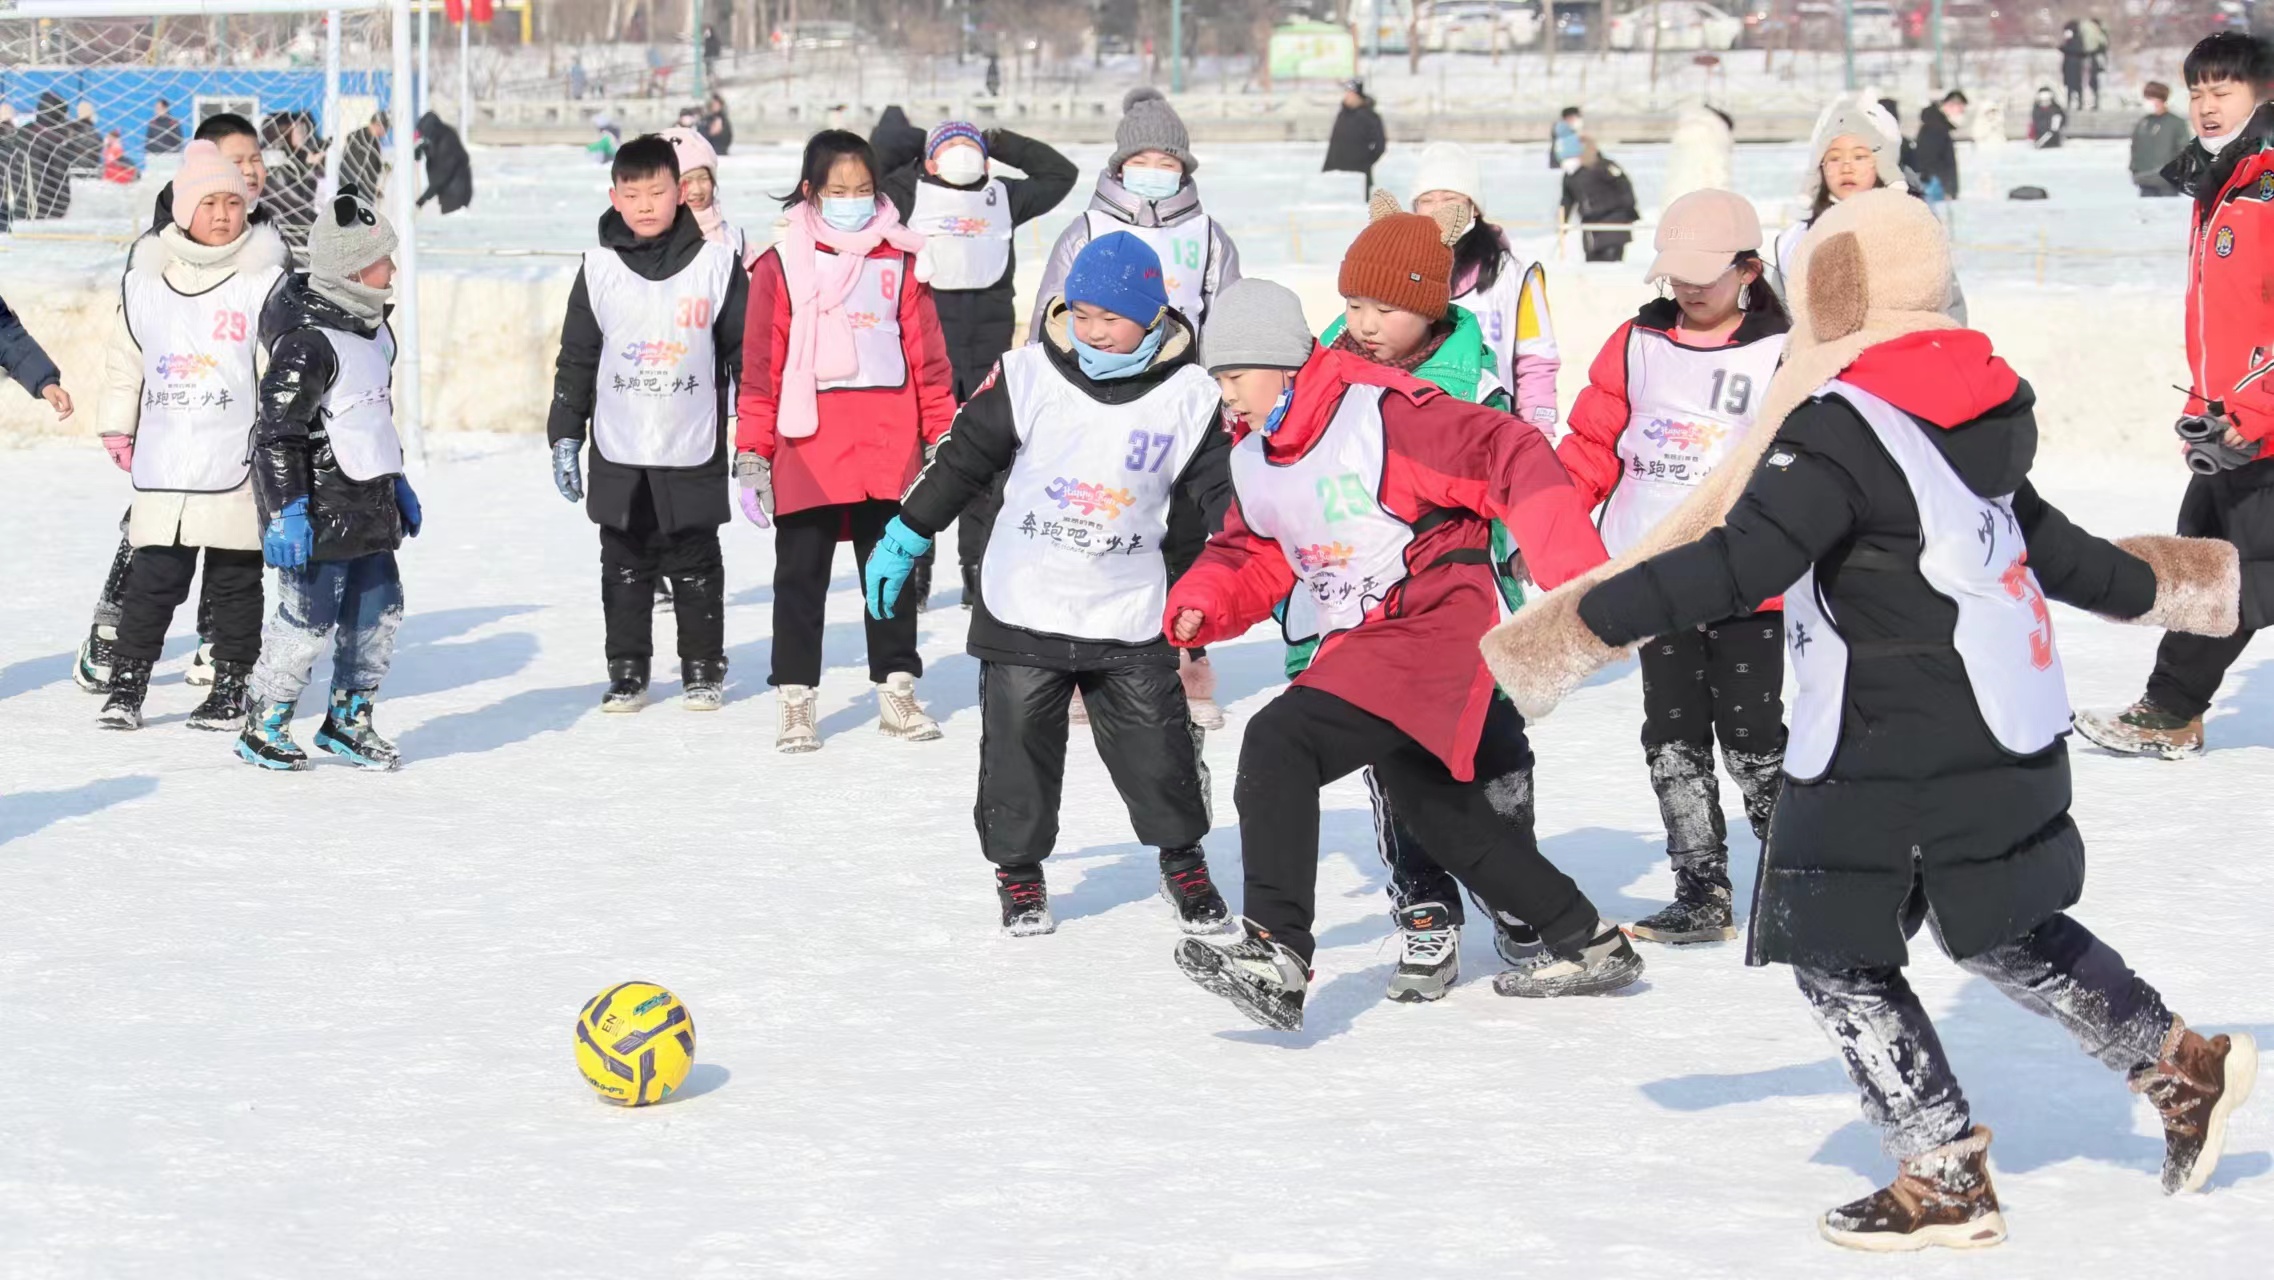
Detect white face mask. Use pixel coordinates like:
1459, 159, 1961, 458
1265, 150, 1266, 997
936, 146, 986, 186
2199, 127, 2242, 156
1122, 165, 1182, 201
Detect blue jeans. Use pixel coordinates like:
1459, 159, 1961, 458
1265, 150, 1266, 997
251, 552, 404, 706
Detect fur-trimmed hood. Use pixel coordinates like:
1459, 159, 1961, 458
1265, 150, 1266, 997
127, 221, 290, 293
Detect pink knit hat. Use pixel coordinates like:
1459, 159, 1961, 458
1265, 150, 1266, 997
171, 139, 250, 229
662, 126, 718, 178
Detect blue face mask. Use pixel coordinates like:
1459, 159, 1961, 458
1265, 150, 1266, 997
819, 195, 874, 232
1072, 324, 1167, 381
1121, 166, 1182, 201
1259, 384, 1294, 437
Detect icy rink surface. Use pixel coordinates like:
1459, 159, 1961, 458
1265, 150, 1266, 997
1, 443, 2268, 1277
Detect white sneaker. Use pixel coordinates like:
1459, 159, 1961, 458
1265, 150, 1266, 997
1180, 653, 1225, 731
876, 672, 943, 741
775, 684, 820, 753
184, 641, 216, 687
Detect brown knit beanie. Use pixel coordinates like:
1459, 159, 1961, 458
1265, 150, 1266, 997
1338, 190, 1457, 320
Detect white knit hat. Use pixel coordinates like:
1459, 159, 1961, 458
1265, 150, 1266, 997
1408, 141, 1484, 214
1806, 93, 1907, 194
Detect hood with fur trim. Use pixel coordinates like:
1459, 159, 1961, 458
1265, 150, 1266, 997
127, 221, 289, 292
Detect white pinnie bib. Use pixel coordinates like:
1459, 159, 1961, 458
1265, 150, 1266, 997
815, 249, 909, 392
1087, 210, 1210, 327
1229, 385, 1414, 645
1781, 380, 2071, 781
1598, 328, 1788, 555
318, 325, 402, 482
125, 266, 279, 493
911, 179, 1013, 291
981, 345, 1224, 643
584, 240, 737, 468
1451, 254, 1535, 414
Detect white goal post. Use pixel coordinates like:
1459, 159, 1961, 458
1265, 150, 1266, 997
0, 0, 425, 463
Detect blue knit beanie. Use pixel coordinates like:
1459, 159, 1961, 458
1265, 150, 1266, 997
925, 120, 985, 159
1064, 231, 1169, 327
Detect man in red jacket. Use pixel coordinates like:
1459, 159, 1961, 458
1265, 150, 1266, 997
2078, 33, 2274, 759
1162, 279, 1643, 1031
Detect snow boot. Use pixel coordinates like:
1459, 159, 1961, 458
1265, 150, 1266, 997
1386, 901, 1460, 1003
184, 641, 216, 687
1158, 845, 1230, 933
776, 683, 820, 753
681, 656, 726, 712
1180, 652, 1225, 731
1492, 916, 1545, 966
185, 660, 252, 731
2075, 698, 2204, 760
314, 689, 401, 771
908, 555, 933, 614
236, 699, 311, 771
1819, 1126, 2007, 1252
1492, 920, 1645, 998
995, 866, 1056, 937
600, 658, 650, 714
73, 624, 117, 694
1174, 916, 1309, 1031
876, 672, 942, 741
1631, 850, 1740, 945
2133, 1018, 2258, 1194
653, 576, 675, 612
98, 657, 153, 730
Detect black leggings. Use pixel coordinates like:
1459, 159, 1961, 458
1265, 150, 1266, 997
769, 499, 922, 687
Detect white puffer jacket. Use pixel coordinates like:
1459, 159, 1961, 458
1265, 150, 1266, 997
99, 223, 289, 552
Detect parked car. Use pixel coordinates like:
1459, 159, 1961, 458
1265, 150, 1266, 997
1850, 1, 1906, 48
1423, 0, 1544, 51
1902, 0, 1996, 49
771, 21, 866, 52
1609, 1, 1747, 50
1553, 1, 1591, 47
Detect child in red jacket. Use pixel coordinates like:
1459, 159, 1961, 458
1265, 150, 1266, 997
737, 129, 959, 753
1164, 279, 1642, 1031
1556, 189, 1792, 945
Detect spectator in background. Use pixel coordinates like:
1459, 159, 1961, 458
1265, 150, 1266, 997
2083, 15, 2111, 110
2132, 81, 2192, 197
702, 24, 722, 83
1912, 91, 1965, 203
1550, 105, 1584, 170
1323, 78, 1387, 200
0, 103, 23, 227
264, 113, 324, 258
341, 112, 387, 200
101, 129, 137, 184
65, 101, 103, 180
700, 91, 733, 156
2060, 21, 2089, 112
1560, 139, 1638, 262
646, 45, 670, 98
146, 97, 184, 154
569, 55, 589, 101
413, 111, 473, 215
586, 114, 621, 164
25, 91, 79, 219
984, 54, 1002, 98
2030, 86, 2068, 148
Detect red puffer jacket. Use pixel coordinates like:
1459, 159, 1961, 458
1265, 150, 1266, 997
1167, 345, 1608, 779
736, 240, 958, 518
2187, 114, 2274, 441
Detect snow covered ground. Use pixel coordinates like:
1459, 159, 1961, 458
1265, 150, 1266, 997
2, 441, 2269, 1276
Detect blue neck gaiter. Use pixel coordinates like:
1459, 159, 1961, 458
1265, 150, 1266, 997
1072, 325, 1167, 381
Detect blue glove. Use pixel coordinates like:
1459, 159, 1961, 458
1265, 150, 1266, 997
263, 498, 313, 569
393, 475, 422, 537
552, 438, 585, 502
863, 516, 934, 620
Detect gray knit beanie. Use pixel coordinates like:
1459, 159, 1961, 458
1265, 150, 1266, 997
1202, 279, 1316, 374
308, 184, 400, 323
1109, 87, 1197, 175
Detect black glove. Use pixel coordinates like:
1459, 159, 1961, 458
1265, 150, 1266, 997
2177, 410, 2262, 474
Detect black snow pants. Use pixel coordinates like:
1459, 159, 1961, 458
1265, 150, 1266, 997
599, 483, 724, 666
2142, 461, 2274, 719
1234, 686, 1596, 965
975, 661, 1211, 868
94, 507, 214, 638
1795, 912, 2174, 1160
114, 542, 263, 666
769, 498, 922, 687
1638, 610, 1787, 875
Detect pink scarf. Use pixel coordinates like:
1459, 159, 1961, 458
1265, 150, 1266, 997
775, 200, 928, 439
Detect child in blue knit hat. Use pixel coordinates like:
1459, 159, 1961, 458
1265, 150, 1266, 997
861, 231, 1238, 938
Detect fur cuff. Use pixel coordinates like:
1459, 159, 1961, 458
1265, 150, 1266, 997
1479, 577, 1632, 720
2113, 536, 2241, 638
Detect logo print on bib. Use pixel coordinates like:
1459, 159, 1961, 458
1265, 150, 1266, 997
1294, 541, 1356, 574
1639, 417, 1728, 453
1999, 554, 2056, 671
1044, 477, 1136, 520
943, 216, 990, 237
1018, 478, 1148, 557
2216, 225, 2236, 258
847, 311, 883, 331
619, 339, 688, 368
155, 353, 220, 381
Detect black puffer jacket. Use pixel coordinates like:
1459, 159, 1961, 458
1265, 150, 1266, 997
1579, 334, 2157, 971
897, 302, 1233, 671
414, 112, 473, 213
252, 273, 407, 560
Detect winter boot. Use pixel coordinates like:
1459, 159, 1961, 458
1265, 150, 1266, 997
314, 689, 401, 771
1175, 917, 1310, 1031
1631, 850, 1739, 945
1068, 687, 1090, 728
1158, 845, 1230, 933
98, 657, 154, 731
1180, 652, 1226, 731
681, 657, 726, 712
235, 699, 311, 771
995, 866, 1056, 937
73, 624, 117, 694
2075, 698, 2205, 760
185, 660, 252, 731
184, 641, 217, 687
1386, 901, 1460, 1003
776, 684, 820, 753
1722, 747, 1784, 844
876, 672, 943, 741
1492, 920, 1646, 998
653, 576, 675, 612
2133, 1018, 2259, 1194
600, 658, 650, 714
908, 555, 933, 614
1818, 1126, 2006, 1252
1491, 916, 1545, 966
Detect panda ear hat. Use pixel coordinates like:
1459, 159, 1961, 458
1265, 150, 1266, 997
309, 183, 399, 286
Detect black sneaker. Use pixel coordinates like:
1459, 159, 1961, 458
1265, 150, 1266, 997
186, 660, 252, 731
1159, 846, 1230, 933
1174, 916, 1309, 1031
1386, 901, 1460, 1003
1631, 860, 1739, 945
99, 657, 153, 730
996, 867, 1056, 937
74, 624, 117, 693
601, 658, 650, 714
1493, 921, 1646, 998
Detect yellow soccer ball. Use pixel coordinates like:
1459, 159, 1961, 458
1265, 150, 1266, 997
574, 982, 696, 1106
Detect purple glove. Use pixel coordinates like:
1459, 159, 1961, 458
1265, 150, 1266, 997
738, 485, 771, 528
734, 451, 773, 527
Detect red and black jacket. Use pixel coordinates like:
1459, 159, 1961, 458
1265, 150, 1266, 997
2175, 103, 2274, 442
